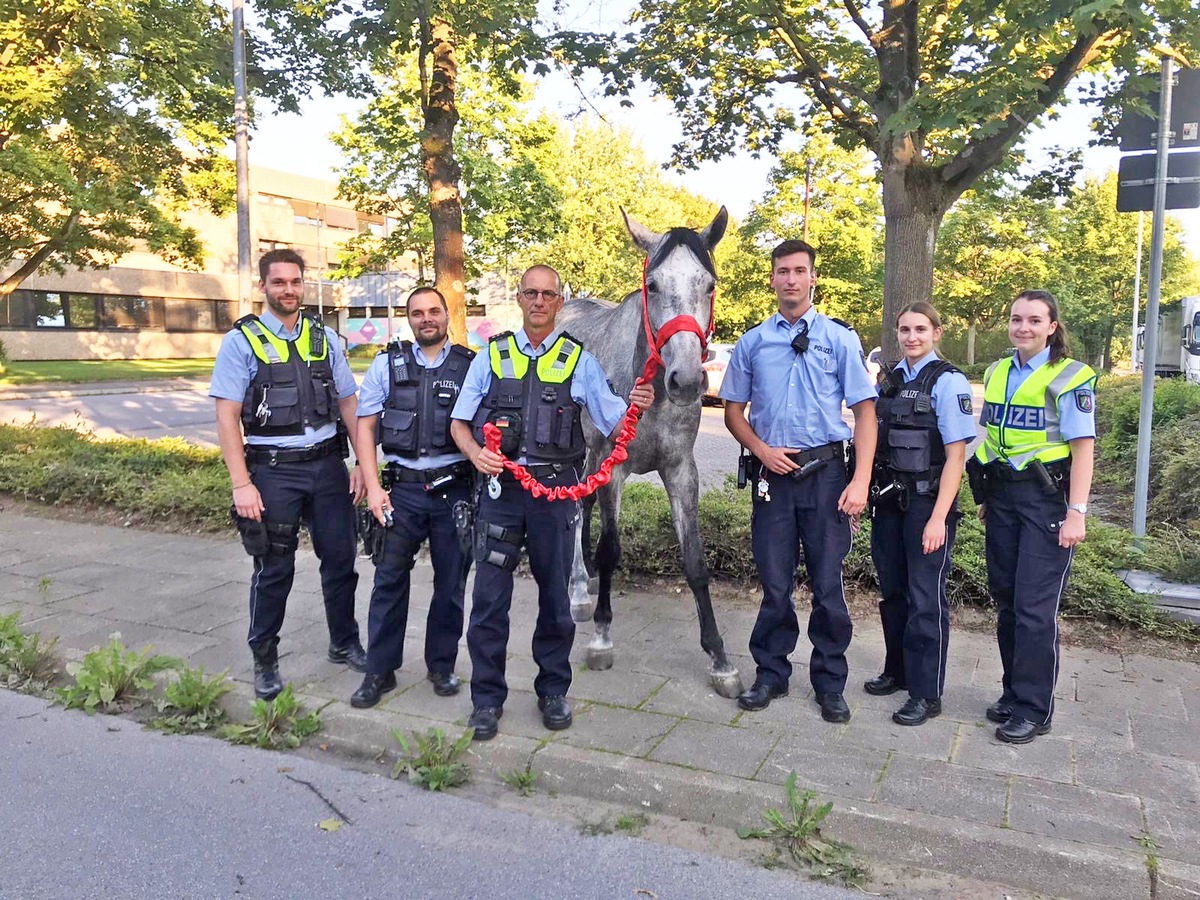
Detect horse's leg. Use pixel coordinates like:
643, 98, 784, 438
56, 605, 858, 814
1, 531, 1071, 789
661, 457, 744, 698
570, 454, 600, 623
586, 471, 628, 670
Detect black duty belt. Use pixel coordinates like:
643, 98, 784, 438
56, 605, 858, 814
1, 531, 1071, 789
782, 441, 844, 467
245, 437, 341, 466
386, 461, 473, 485
499, 461, 579, 483
988, 460, 1069, 482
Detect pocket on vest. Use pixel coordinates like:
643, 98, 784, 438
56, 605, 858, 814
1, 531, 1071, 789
887, 429, 931, 474
381, 408, 419, 453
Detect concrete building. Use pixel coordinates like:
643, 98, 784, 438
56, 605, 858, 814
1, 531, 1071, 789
0, 166, 519, 360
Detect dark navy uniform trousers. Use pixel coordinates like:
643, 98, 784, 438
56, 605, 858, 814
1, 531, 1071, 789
985, 479, 1074, 726
365, 480, 470, 677
750, 460, 854, 695
869, 492, 957, 699
248, 454, 360, 657
468, 468, 579, 709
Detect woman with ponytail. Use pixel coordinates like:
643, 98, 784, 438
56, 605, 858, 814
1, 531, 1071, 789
970, 290, 1096, 744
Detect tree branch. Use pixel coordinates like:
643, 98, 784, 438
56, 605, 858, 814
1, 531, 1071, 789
841, 0, 876, 44
940, 28, 1121, 192
0, 209, 81, 295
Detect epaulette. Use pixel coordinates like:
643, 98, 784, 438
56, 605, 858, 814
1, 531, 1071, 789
827, 316, 855, 331
488, 331, 515, 344
448, 342, 477, 360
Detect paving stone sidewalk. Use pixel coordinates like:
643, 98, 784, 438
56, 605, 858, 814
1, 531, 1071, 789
2, 511, 1198, 899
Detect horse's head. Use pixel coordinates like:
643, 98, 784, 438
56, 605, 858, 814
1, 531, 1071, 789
622, 206, 729, 406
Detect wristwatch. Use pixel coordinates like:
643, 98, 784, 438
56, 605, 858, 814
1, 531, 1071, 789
1067, 503, 1088, 515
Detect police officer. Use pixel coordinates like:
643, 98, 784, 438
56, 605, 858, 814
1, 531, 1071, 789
449, 264, 654, 741
972, 289, 1095, 744
211, 249, 366, 700
348, 288, 476, 708
719, 239, 877, 723
866, 301, 976, 726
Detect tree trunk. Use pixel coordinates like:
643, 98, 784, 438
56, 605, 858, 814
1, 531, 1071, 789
880, 165, 945, 363
420, 19, 467, 345
0, 209, 82, 297
967, 322, 977, 365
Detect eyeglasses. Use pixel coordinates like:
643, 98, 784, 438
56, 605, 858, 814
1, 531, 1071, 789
520, 288, 560, 302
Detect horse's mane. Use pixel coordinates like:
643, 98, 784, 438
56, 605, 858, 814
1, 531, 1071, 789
648, 228, 716, 276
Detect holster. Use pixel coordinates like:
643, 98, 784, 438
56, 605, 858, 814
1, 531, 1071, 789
356, 507, 388, 565
453, 500, 474, 557
231, 507, 269, 557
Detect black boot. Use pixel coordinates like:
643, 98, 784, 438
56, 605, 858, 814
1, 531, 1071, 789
252, 646, 283, 701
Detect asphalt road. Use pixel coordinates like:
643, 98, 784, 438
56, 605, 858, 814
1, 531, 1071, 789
0, 383, 986, 490
0, 690, 857, 900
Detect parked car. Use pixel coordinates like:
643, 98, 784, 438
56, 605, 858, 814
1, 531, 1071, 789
703, 343, 735, 404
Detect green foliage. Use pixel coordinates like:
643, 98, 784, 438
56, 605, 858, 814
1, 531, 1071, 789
500, 766, 538, 797
220, 686, 322, 750
0, 612, 59, 691
56, 635, 182, 713
614, 812, 650, 836
0, 0, 249, 291
391, 727, 474, 791
738, 772, 867, 887
149, 665, 233, 735
0, 423, 231, 530
345, 344, 387, 360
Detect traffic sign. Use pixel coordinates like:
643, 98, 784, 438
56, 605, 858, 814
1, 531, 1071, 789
1117, 67, 1200, 152
1117, 150, 1200, 211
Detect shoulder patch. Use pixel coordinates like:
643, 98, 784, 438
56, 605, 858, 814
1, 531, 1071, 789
1075, 389, 1094, 413
958, 393, 973, 415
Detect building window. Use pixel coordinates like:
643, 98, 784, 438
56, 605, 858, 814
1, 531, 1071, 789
99, 296, 165, 329
3, 290, 66, 327
68, 294, 98, 329
164, 299, 237, 332
258, 239, 290, 255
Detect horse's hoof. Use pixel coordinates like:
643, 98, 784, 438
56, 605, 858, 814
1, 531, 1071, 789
587, 646, 614, 671
587, 575, 599, 596
710, 667, 744, 699
570, 599, 595, 623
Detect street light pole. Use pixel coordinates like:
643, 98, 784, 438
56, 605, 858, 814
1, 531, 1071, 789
1131, 210, 1143, 373
232, 0, 252, 317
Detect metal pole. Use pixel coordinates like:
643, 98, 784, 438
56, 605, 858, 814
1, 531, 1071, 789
1133, 56, 1174, 540
232, 0, 252, 316
802, 158, 812, 242
1131, 210, 1143, 373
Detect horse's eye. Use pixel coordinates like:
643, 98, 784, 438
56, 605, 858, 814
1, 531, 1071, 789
646, 280, 659, 293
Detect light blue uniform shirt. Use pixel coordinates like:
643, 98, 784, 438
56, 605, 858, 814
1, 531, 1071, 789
209, 308, 358, 449
984, 347, 1097, 443
451, 327, 629, 463
358, 343, 466, 470
888, 351, 977, 445
718, 308, 877, 449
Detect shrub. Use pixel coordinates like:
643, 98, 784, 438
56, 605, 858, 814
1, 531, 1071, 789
149, 665, 233, 734
56, 636, 183, 713
0, 612, 59, 690
220, 685, 322, 749
391, 727, 473, 790
346, 343, 387, 359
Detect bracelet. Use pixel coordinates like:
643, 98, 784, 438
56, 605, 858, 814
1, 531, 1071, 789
232, 481, 252, 490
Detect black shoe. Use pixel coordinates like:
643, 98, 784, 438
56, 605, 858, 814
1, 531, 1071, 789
863, 674, 905, 696
537, 695, 573, 731
892, 696, 941, 726
350, 671, 397, 709
468, 706, 503, 741
328, 641, 367, 673
253, 660, 284, 701
818, 692, 851, 723
986, 698, 1014, 724
427, 671, 461, 697
996, 717, 1051, 744
737, 681, 788, 712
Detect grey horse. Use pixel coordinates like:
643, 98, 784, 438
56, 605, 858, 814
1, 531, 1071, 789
559, 208, 744, 699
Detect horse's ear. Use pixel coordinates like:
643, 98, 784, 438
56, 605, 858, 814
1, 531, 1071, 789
700, 206, 729, 251
621, 208, 661, 254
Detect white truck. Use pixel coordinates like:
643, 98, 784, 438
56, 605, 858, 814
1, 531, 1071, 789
1136, 296, 1200, 383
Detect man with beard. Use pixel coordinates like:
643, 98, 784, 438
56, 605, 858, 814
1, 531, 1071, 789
349, 287, 477, 708
211, 248, 366, 700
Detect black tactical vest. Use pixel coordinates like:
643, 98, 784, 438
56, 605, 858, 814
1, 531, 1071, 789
875, 359, 960, 484
378, 340, 475, 458
470, 331, 588, 464
238, 314, 340, 438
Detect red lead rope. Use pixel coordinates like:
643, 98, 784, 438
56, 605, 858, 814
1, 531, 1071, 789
482, 258, 716, 502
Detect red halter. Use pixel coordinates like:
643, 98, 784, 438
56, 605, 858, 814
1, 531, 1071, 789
483, 256, 715, 501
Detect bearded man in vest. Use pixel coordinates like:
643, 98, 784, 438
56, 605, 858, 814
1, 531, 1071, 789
211, 249, 367, 700
450, 265, 655, 741
349, 287, 476, 709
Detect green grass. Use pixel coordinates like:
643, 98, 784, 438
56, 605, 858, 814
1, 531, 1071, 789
0, 358, 216, 386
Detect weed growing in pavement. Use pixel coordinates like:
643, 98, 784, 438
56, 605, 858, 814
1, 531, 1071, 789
37, 576, 52, 594
220, 685, 322, 749
577, 818, 614, 836
1134, 833, 1160, 889
55, 634, 182, 713
148, 665, 233, 734
391, 727, 473, 791
500, 766, 538, 797
738, 772, 868, 888
614, 812, 650, 836
0, 612, 59, 691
